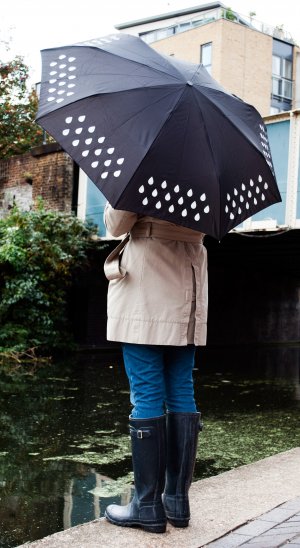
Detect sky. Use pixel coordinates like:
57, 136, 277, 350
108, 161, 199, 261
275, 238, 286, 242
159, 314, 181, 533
1, 0, 300, 86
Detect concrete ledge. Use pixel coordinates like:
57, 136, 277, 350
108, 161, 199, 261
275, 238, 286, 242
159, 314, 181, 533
20, 448, 300, 548
30, 143, 62, 156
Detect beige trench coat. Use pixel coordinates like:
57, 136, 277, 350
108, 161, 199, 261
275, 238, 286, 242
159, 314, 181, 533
104, 204, 208, 346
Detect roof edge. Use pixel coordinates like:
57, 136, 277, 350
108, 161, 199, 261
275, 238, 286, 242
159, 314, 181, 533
115, 2, 225, 30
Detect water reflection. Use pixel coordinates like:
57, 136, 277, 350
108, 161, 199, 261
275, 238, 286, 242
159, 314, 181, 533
0, 345, 299, 547
0, 460, 133, 547
63, 468, 132, 528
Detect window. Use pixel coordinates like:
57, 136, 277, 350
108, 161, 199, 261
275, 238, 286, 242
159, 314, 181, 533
270, 106, 280, 115
201, 42, 212, 74
77, 171, 108, 237
140, 27, 175, 44
271, 54, 293, 104
272, 55, 281, 76
283, 79, 292, 99
272, 56, 292, 82
282, 59, 292, 79
140, 32, 155, 44
156, 27, 175, 41
178, 22, 192, 32
272, 75, 292, 100
272, 76, 282, 96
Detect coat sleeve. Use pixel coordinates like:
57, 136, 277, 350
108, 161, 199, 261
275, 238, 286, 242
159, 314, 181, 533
104, 203, 138, 237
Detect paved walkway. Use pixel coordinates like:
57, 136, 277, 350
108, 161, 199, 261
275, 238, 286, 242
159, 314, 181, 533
205, 497, 300, 547
20, 447, 300, 548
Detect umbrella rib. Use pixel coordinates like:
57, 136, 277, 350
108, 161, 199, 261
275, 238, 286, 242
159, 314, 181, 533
114, 86, 187, 209
192, 90, 222, 237
36, 84, 183, 125
194, 91, 277, 236
104, 86, 183, 135
81, 46, 185, 84
175, 88, 193, 184
195, 87, 273, 175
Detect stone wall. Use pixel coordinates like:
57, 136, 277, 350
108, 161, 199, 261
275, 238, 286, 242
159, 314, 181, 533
0, 144, 75, 217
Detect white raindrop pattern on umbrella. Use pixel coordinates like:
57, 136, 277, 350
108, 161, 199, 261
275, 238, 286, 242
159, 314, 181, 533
62, 115, 125, 179
138, 178, 210, 222
77, 34, 121, 48
259, 124, 275, 175
224, 174, 269, 221
47, 55, 77, 105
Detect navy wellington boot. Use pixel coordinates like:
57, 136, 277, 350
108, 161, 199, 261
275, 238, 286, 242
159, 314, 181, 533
105, 415, 167, 533
162, 412, 202, 528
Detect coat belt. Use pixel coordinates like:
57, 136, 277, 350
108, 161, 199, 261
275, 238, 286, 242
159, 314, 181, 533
130, 222, 204, 243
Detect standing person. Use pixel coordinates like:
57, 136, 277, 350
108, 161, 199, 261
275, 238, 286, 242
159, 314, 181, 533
103, 203, 208, 534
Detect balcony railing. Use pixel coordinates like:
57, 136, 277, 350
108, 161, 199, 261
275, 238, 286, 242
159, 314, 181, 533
139, 8, 297, 46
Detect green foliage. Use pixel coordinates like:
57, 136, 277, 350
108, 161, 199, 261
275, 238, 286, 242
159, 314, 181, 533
0, 202, 99, 357
0, 55, 45, 159
223, 7, 237, 21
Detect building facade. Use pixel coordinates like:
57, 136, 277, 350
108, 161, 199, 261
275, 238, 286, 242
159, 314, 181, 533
115, 2, 300, 117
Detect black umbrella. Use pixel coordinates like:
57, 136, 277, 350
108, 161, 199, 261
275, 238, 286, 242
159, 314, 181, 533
36, 33, 281, 239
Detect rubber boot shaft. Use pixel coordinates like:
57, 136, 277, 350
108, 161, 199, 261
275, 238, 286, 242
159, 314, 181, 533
163, 411, 201, 527
105, 415, 167, 533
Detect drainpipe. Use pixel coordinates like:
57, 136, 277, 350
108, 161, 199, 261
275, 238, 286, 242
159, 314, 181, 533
295, 52, 300, 109
285, 109, 300, 227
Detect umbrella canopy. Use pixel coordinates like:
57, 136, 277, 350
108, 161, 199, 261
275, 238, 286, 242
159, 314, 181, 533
36, 33, 281, 240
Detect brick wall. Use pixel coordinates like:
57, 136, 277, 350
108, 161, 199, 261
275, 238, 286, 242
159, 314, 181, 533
0, 144, 75, 218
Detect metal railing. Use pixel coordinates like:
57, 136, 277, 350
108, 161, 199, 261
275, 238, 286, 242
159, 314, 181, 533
140, 8, 297, 46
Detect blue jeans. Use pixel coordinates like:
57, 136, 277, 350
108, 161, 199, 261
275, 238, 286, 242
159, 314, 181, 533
122, 343, 197, 419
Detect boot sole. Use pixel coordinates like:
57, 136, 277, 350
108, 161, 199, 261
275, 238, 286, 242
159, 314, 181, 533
105, 511, 166, 533
168, 518, 189, 528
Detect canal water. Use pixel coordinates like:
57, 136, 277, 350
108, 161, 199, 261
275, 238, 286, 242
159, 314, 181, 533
0, 345, 299, 547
